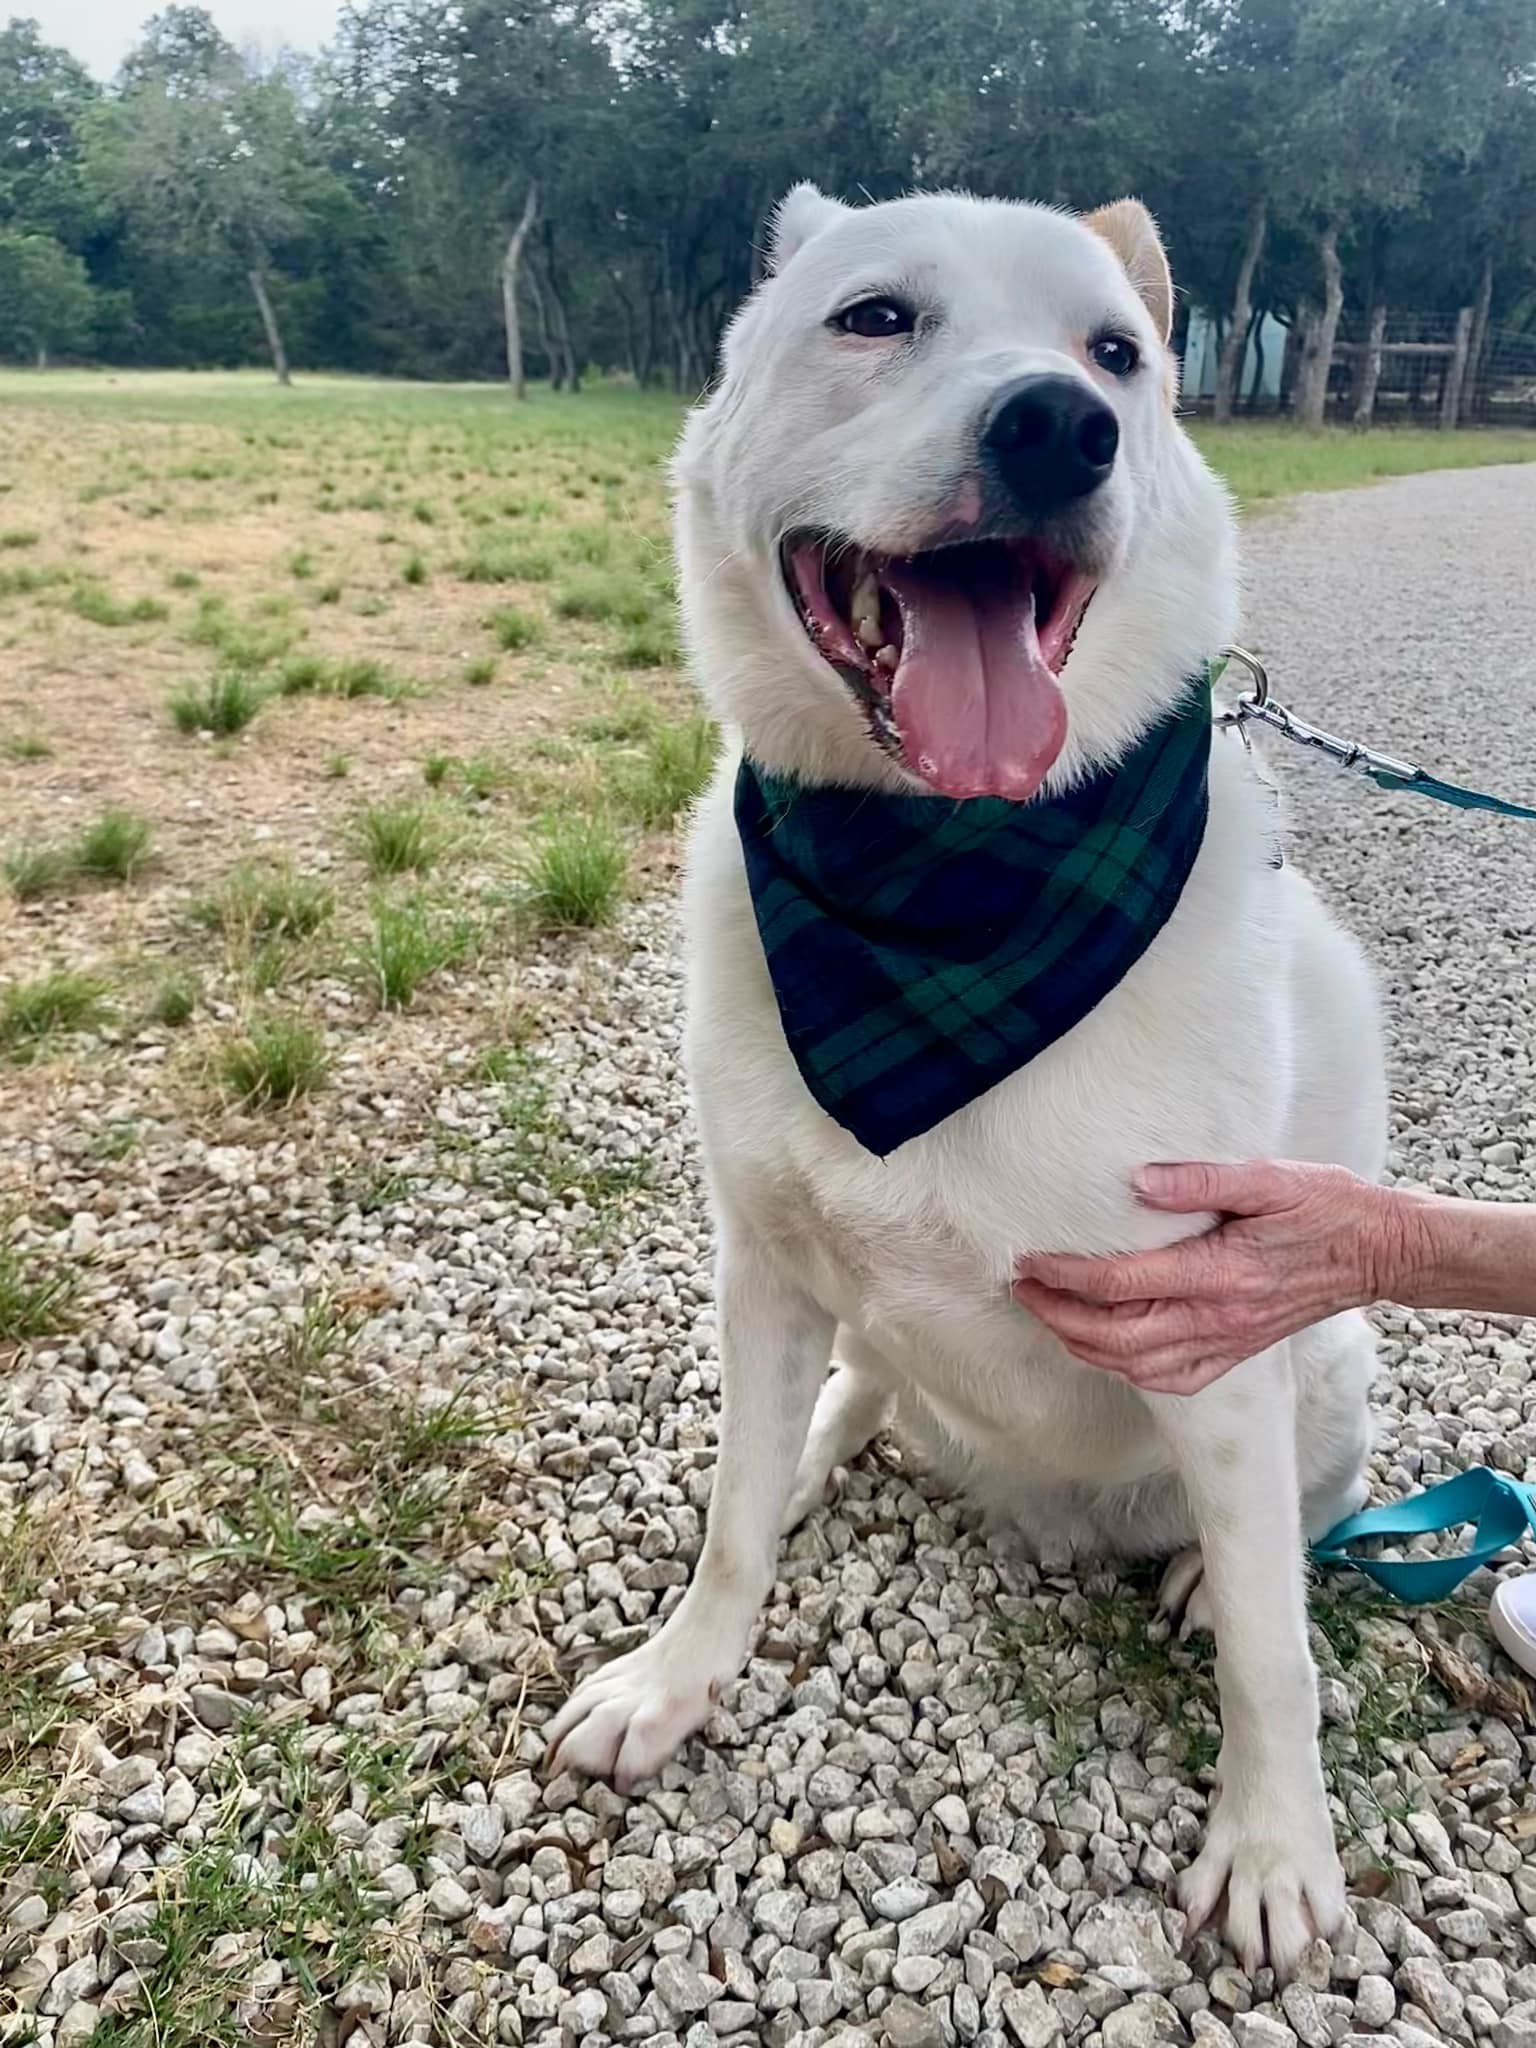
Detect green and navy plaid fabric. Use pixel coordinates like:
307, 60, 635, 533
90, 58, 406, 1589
735, 679, 1213, 1157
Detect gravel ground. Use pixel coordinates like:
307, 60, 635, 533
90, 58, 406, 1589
6, 462, 1536, 2048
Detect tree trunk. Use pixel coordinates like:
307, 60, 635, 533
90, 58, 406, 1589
1215, 195, 1267, 425
1295, 223, 1344, 429
500, 182, 540, 400
1440, 304, 1474, 430
543, 267, 579, 391
247, 264, 291, 386
524, 261, 559, 388
34, 344, 47, 371
1466, 253, 1494, 422
1246, 309, 1268, 412
1352, 302, 1387, 427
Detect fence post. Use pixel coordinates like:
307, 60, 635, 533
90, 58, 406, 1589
1440, 306, 1474, 429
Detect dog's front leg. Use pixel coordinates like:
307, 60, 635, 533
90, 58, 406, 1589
544, 1236, 833, 1791
1149, 1353, 1343, 1978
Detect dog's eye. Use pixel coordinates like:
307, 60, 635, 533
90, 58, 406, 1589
1089, 334, 1140, 378
833, 297, 915, 339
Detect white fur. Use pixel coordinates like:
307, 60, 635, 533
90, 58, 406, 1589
546, 190, 1387, 1977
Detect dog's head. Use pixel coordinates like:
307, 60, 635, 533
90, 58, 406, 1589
674, 187, 1237, 798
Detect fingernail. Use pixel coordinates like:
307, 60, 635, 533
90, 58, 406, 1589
1133, 1163, 1178, 1198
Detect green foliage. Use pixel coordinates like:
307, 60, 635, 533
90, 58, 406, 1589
355, 800, 441, 877
168, 670, 265, 735
615, 715, 716, 827
217, 1011, 330, 1107
0, 1225, 77, 1346
354, 894, 475, 1008
520, 815, 627, 931
0, 970, 108, 1060
76, 807, 154, 881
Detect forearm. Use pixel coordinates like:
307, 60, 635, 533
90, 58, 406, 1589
1380, 1187, 1536, 1318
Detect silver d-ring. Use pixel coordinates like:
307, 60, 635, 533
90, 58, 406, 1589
1220, 644, 1269, 708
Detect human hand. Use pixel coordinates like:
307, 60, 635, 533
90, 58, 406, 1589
1012, 1159, 1415, 1395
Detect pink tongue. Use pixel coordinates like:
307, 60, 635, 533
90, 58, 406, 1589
882, 565, 1067, 802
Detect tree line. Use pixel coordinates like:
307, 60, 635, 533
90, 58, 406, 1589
3, 0, 1535, 425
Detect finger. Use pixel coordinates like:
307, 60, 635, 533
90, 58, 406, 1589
1012, 1242, 1211, 1303
1012, 1285, 1216, 1367
1124, 1350, 1251, 1395
1133, 1158, 1293, 1216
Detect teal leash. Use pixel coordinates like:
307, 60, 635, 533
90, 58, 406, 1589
1213, 651, 1536, 1599
1312, 1468, 1536, 1603
1214, 647, 1536, 822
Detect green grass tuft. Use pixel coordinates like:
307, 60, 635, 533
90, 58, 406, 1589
217, 1011, 330, 1107
617, 715, 716, 827
490, 604, 543, 651
354, 895, 475, 1009
3, 732, 51, 762
76, 807, 155, 882
0, 1227, 76, 1346
554, 570, 658, 626
520, 814, 627, 931
197, 860, 333, 942
168, 670, 266, 736
461, 541, 556, 584
69, 580, 169, 627
463, 654, 496, 686
0, 970, 108, 1061
149, 972, 198, 1028
3, 840, 75, 901
355, 800, 441, 878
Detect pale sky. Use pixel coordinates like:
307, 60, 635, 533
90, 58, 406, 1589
26, 0, 342, 78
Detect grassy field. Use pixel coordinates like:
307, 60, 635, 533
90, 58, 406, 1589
0, 372, 1530, 2044
1, 365, 1533, 1117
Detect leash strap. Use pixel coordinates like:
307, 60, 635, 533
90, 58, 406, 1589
1214, 647, 1536, 822
1312, 1467, 1536, 1602
1363, 767, 1536, 822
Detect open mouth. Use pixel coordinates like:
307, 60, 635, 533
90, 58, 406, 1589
783, 534, 1095, 801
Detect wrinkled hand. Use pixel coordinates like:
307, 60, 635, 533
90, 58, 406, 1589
1012, 1159, 1414, 1395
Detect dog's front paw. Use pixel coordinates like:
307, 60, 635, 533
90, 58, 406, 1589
1178, 1777, 1345, 1979
543, 1638, 730, 1794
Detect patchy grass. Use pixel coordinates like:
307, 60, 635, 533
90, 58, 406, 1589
520, 814, 627, 931
490, 603, 542, 651
354, 894, 476, 1009
1191, 422, 1536, 507
3, 839, 76, 900
3, 731, 51, 762
355, 799, 442, 878
0, 969, 108, 1060
616, 714, 716, 826
168, 669, 266, 736
69, 579, 170, 627
75, 805, 155, 882
196, 860, 334, 943
149, 971, 198, 1027
216, 1010, 330, 1107
0, 1226, 77, 1348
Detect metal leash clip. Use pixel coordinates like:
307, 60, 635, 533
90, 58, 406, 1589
1214, 644, 1419, 781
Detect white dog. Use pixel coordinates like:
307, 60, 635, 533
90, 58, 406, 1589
548, 186, 1386, 1976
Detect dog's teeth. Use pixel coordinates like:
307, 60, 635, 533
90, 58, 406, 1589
851, 572, 881, 642
855, 616, 884, 650
875, 644, 898, 671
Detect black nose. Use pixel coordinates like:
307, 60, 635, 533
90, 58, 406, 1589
982, 374, 1118, 511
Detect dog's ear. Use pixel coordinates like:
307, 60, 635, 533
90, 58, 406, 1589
1081, 199, 1173, 343
766, 183, 849, 274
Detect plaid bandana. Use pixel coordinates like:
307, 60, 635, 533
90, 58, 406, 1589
735, 677, 1213, 1157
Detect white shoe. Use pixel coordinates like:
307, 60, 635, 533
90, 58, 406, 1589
1490, 1573, 1536, 1678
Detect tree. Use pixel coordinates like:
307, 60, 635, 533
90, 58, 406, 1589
0, 227, 95, 362
92, 9, 338, 383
